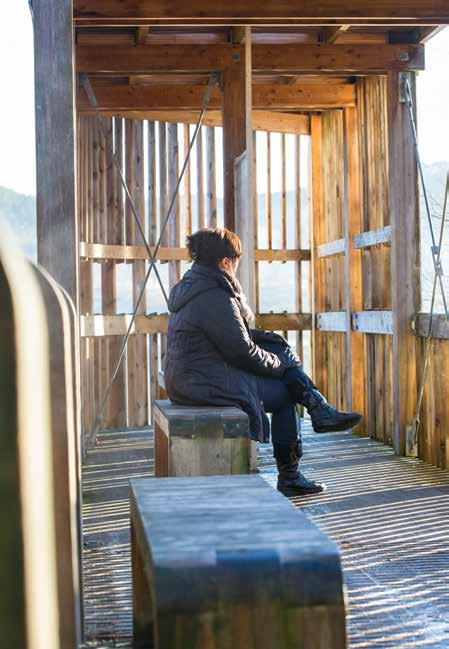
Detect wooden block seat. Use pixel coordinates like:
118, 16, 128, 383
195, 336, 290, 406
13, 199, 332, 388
154, 399, 251, 477
130, 474, 347, 649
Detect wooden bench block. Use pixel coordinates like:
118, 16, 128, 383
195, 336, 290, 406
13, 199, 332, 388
131, 475, 347, 649
154, 399, 251, 477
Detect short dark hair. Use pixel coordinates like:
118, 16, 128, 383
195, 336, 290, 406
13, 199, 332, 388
186, 228, 242, 267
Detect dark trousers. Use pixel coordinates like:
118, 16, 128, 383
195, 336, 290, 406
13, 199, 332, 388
256, 340, 316, 457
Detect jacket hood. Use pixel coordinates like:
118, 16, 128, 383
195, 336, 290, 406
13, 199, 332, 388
168, 263, 234, 313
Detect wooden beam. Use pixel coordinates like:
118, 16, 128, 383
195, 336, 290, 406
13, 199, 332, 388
76, 43, 425, 75
35, 0, 79, 304
81, 312, 313, 336
251, 44, 425, 72
413, 313, 449, 339
77, 82, 356, 111
354, 225, 392, 248
76, 109, 311, 134
73, 2, 449, 25
387, 71, 419, 455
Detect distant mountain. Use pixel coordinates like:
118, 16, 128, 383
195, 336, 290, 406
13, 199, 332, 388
0, 186, 37, 260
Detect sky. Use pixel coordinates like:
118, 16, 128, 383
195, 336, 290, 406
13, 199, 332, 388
0, 4, 448, 197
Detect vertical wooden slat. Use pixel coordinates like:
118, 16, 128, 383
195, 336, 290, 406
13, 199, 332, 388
295, 134, 303, 359
311, 114, 325, 390
149, 333, 159, 423
158, 121, 168, 247
196, 126, 205, 229
206, 126, 217, 228
266, 132, 272, 250
148, 121, 157, 247
183, 123, 192, 238
253, 131, 260, 315
281, 132, 287, 249
387, 71, 419, 455
168, 122, 181, 288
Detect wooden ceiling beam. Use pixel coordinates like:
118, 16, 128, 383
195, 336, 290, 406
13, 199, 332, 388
73, 1, 449, 25
77, 82, 356, 111
74, 109, 311, 134
76, 43, 425, 75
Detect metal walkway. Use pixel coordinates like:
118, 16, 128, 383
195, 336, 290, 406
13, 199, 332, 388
81, 422, 449, 648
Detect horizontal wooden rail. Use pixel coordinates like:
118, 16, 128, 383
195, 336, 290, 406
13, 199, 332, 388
81, 312, 313, 337
354, 225, 392, 249
412, 313, 449, 339
352, 310, 393, 334
317, 238, 346, 258
316, 310, 393, 334
80, 242, 311, 263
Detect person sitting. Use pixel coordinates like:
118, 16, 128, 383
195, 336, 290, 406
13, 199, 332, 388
164, 227, 362, 496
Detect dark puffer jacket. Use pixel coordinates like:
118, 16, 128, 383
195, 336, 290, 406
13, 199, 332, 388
165, 263, 298, 441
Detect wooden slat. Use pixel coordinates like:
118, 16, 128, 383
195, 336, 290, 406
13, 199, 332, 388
294, 133, 303, 359
76, 43, 425, 73
354, 224, 392, 248
81, 312, 312, 336
205, 126, 217, 228
281, 132, 287, 249
352, 310, 393, 335
311, 114, 325, 385
316, 311, 346, 332
196, 126, 204, 229
413, 313, 449, 339
158, 121, 168, 248
147, 120, 157, 245
183, 123, 192, 236
73, 1, 449, 24
78, 82, 357, 111
266, 132, 272, 250
167, 122, 181, 287
80, 109, 311, 135
387, 71, 419, 455
317, 238, 346, 258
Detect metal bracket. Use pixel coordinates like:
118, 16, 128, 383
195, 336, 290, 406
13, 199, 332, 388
399, 71, 412, 103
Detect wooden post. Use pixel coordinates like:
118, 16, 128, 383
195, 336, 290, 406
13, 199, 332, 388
222, 28, 255, 309
343, 107, 365, 429
387, 72, 419, 455
311, 115, 325, 388
34, 0, 78, 306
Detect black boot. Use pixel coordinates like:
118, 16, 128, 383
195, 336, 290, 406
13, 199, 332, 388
273, 442, 325, 497
285, 367, 362, 433
301, 388, 362, 433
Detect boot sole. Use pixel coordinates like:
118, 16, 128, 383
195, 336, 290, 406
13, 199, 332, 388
313, 415, 362, 433
278, 484, 326, 497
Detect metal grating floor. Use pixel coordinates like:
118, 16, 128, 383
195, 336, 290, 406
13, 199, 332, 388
81, 422, 449, 648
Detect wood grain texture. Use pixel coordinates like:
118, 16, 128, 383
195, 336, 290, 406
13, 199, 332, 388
34, 0, 78, 305
130, 474, 346, 649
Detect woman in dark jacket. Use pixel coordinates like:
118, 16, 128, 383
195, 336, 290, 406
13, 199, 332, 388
165, 228, 361, 496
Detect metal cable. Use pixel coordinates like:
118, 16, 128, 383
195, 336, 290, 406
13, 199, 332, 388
404, 78, 449, 447
87, 72, 219, 446
80, 74, 169, 306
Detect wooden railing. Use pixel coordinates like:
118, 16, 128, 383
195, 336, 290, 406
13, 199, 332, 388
0, 226, 82, 649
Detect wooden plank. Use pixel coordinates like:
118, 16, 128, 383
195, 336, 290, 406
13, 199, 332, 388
294, 133, 303, 360
35, 0, 78, 304
317, 238, 346, 258
354, 224, 392, 248
81, 312, 312, 336
352, 310, 393, 335
266, 132, 272, 250
76, 43, 425, 74
183, 124, 192, 236
281, 133, 287, 249
344, 106, 365, 427
413, 313, 449, 339
387, 71, 419, 455
79, 242, 311, 262
147, 120, 157, 245
167, 122, 181, 288
74, 2, 449, 24
316, 311, 346, 332
77, 82, 357, 111
158, 121, 168, 248
206, 126, 217, 228
196, 126, 205, 229
311, 114, 325, 386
